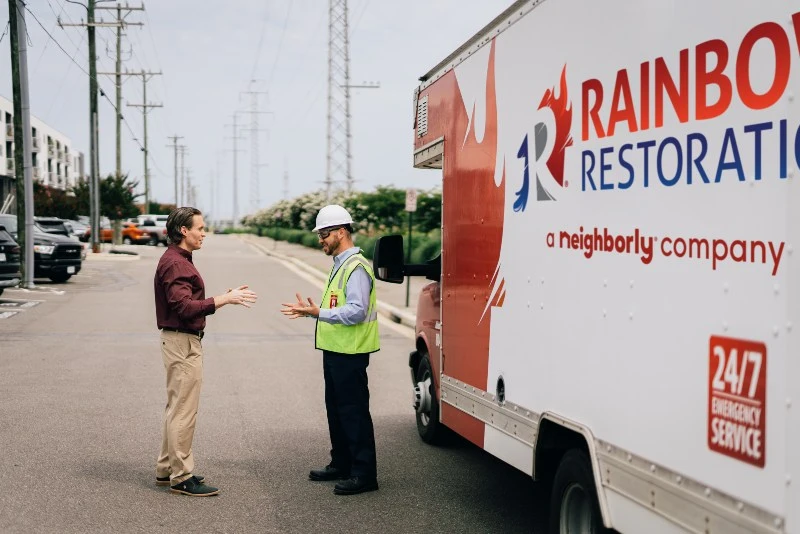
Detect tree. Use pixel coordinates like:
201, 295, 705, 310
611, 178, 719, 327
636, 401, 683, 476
70, 179, 90, 216
99, 174, 141, 221
33, 182, 79, 220
414, 189, 442, 233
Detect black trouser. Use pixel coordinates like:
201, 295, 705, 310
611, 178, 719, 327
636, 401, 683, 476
322, 351, 377, 479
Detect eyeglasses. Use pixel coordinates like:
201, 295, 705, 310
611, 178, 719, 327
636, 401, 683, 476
317, 227, 341, 239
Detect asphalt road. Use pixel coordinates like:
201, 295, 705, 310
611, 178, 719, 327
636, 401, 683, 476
0, 235, 546, 533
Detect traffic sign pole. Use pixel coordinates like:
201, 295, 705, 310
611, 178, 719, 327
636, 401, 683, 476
405, 188, 417, 307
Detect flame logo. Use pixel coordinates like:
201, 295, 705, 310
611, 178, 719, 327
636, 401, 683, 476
514, 66, 574, 209
538, 65, 573, 187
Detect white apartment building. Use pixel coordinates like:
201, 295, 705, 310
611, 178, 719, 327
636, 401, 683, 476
0, 95, 86, 198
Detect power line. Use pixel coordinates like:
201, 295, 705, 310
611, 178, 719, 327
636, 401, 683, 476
143, 9, 172, 133
265, 0, 293, 87
249, 2, 270, 81
25, 5, 147, 153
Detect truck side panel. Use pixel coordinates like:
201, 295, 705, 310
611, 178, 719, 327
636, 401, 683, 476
415, 43, 506, 449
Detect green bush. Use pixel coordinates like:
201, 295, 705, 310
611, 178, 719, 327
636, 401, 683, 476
302, 233, 320, 247
411, 238, 441, 263
286, 230, 306, 244
223, 227, 256, 235
356, 235, 380, 260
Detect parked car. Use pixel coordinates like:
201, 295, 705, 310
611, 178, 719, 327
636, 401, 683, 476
0, 214, 82, 283
82, 222, 150, 244
0, 224, 21, 297
63, 219, 88, 239
128, 214, 169, 246
138, 218, 169, 246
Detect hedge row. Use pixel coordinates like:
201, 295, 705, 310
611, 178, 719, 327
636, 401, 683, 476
262, 227, 441, 263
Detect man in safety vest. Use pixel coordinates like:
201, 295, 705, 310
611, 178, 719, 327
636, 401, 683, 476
280, 204, 380, 495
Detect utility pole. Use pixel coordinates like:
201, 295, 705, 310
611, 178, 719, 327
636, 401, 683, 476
166, 135, 183, 207
240, 85, 271, 212
96, 3, 143, 178
178, 145, 188, 206
209, 170, 214, 228
224, 114, 246, 227
327, 0, 379, 198
123, 71, 162, 210
185, 168, 193, 206
8, 0, 34, 287
60, 2, 132, 253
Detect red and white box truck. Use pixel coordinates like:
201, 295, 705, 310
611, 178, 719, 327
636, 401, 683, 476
374, 1, 800, 532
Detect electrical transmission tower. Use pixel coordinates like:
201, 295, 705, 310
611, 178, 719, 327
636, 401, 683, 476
326, 0, 378, 199
225, 115, 246, 226
240, 85, 270, 213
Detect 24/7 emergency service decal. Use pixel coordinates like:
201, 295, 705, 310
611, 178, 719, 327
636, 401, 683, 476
511, 12, 798, 277
708, 336, 766, 467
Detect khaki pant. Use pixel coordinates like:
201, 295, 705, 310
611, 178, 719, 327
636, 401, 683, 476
156, 330, 203, 486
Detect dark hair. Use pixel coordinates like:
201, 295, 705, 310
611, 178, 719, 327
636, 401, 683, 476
166, 207, 201, 244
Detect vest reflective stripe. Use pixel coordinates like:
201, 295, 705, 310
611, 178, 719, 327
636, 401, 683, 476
315, 252, 380, 354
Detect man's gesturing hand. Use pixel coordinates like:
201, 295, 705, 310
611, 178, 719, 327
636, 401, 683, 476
280, 292, 320, 319
215, 285, 258, 309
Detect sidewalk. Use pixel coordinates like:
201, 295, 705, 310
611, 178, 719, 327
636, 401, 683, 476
238, 233, 425, 329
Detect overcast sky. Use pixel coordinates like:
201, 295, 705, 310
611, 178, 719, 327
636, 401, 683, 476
0, 0, 509, 219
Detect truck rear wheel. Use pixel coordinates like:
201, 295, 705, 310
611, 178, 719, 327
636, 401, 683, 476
414, 354, 444, 444
550, 449, 608, 534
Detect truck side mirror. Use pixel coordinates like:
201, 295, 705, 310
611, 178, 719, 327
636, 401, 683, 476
372, 235, 405, 284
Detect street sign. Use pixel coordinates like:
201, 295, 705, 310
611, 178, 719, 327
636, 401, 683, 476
405, 188, 417, 212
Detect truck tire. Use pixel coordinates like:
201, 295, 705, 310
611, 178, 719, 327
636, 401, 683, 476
550, 449, 609, 534
415, 354, 444, 444
49, 273, 72, 283
123, 236, 132, 245
149, 234, 158, 246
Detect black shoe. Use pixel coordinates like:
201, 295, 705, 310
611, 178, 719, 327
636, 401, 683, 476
170, 476, 219, 497
333, 476, 379, 495
309, 464, 349, 481
156, 474, 204, 487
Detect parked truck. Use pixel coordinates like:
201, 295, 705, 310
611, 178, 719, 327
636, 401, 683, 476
373, 1, 800, 532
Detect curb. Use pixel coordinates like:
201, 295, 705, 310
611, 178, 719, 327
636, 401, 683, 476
240, 234, 417, 330
85, 252, 141, 262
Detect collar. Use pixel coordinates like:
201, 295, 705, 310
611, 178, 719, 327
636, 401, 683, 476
169, 244, 193, 261
333, 246, 361, 268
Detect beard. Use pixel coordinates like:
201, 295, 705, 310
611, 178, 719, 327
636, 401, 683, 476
323, 236, 340, 256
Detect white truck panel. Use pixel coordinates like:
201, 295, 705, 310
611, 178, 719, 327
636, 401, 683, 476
465, 0, 799, 523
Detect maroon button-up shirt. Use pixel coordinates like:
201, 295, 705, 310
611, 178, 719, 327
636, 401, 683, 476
154, 245, 215, 331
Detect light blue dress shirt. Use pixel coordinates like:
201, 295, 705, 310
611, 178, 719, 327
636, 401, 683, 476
318, 246, 373, 325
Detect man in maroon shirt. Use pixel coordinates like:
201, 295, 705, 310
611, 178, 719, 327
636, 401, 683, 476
154, 207, 257, 497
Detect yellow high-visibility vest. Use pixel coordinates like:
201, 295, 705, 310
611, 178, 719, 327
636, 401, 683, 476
315, 252, 380, 354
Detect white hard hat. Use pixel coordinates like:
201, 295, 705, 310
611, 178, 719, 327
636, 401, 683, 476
313, 204, 354, 232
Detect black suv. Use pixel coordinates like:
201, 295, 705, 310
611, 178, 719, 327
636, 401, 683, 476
0, 224, 21, 297
0, 214, 82, 283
